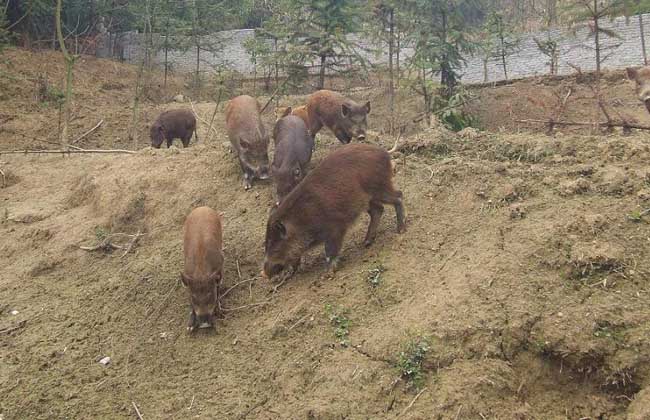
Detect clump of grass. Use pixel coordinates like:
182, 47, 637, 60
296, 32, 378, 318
397, 336, 431, 390
94, 226, 108, 241
627, 208, 650, 223
325, 304, 350, 347
367, 264, 386, 288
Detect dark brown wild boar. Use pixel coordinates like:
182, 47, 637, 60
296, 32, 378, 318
181, 206, 223, 331
627, 66, 650, 113
150, 109, 197, 148
306, 90, 370, 143
272, 110, 314, 203
225, 95, 270, 190
262, 143, 405, 280
275, 105, 310, 128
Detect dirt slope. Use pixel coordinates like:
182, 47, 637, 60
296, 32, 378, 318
1, 49, 650, 419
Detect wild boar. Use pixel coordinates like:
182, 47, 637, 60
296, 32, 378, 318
275, 105, 310, 129
262, 143, 405, 280
306, 90, 370, 144
181, 206, 224, 331
225, 95, 271, 190
272, 111, 314, 203
627, 66, 650, 113
150, 109, 198, 148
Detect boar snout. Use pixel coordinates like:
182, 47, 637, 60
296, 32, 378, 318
187, 311, 215, 331
356, 133, 366, 141
258, 166, 270, 180
263, 260, 284, 279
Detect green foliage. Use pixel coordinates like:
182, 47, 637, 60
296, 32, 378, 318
434, 87, 477, 131
484, 11, 519, 79
324, 304, 350, 347
397, 336, 431, 390
534, 34, 561, 75
367, 264, 386, 288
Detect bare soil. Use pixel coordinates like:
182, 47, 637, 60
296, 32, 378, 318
1, 49, 650, 420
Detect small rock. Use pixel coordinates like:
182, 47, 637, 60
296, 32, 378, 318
159, 332, 168, 339
10, 310, 18, 315
98, 356, 111, 366
173, 94, 185, 103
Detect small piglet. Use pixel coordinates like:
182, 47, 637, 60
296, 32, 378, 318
263, 143, 405, 280
150, 109, 198, 148
272, 109, 314, 203
225, 95, 270, 190
306, 90, 370, 143
181, 206, 223, 331
627, 66, 650, 113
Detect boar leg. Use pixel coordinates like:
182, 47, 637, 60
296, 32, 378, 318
166, 138, 173, 148
379, 190, 406, 233
181, 136, 190, 147
364, 201, 384, 247
324, 232, 345, 272
238, 161, 253, 190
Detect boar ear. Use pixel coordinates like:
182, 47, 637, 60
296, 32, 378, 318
281, 106, 292, 118
627, 67, 638, 80
341, 104, 351, 117
364, 101, 371, 114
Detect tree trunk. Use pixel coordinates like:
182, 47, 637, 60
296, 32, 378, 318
55, 0, 74, 149
640, 14, 648, 65
439, 9, 454, 98
396, 30, 401, 88
546, 0, 557, 26
319, 55, 326, 90
388, 7, 395, 133
130, 0, 150, 149
594, 0, 601, 78
500, 36, 508, 80
196, 42, 200, 89
483, 57, 489, 82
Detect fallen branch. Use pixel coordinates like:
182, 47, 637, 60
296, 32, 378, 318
220, 278, 257, 300
71, 119, 104, 144
387, 130, 403, 154
132, 401, 144, 420
121, 230, 143, 258
0, 167, 5, 188
0, 148, 136, 155
515, 119, 650, 130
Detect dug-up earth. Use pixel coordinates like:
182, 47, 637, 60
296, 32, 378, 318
1, 49, 650, 419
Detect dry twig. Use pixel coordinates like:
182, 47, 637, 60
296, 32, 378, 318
132, 401, 144, 420
397, 387, 427, 418
0, 320, 27, 335
188, 99, 220, 139
0, 167, 5, 188
71, 119, 103, 144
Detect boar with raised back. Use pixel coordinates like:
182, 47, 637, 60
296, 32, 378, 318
272, 109, 314, 203
275, 105, 310, 129
225, 95, 271, 190
150, 109, 198, 148
306, 90, 370, 144
181, 206, 224, 331
627, 66, 650, 113
263, 143, 405, 280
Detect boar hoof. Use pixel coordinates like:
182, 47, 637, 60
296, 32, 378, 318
326, 256, 340, 272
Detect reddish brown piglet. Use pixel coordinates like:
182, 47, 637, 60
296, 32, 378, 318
150, 109, 198, 148
627, 66, 650, 113
182, 206, 224, 331
275, 105, 310, 129
263, 143, 405, 280
306, 90, 370, 144
225, 95, 271, 190
272, 109, 314, 203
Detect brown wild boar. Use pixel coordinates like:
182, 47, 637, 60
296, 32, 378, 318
150, 109, 198, 148
225, 95, 271, 189
627, 66, 650, 113
262, 143, 405, 280
275, 105, 310, 128
181, 206, 224, 331
306, 90, 370, 143
272, 110, 314, 203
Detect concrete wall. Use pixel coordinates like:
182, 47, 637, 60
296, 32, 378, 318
96, 13, 650, 83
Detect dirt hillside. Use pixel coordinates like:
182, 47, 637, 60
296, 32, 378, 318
1, 49, 650, 419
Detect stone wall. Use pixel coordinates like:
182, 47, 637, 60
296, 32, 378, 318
96, 13, 650, 84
